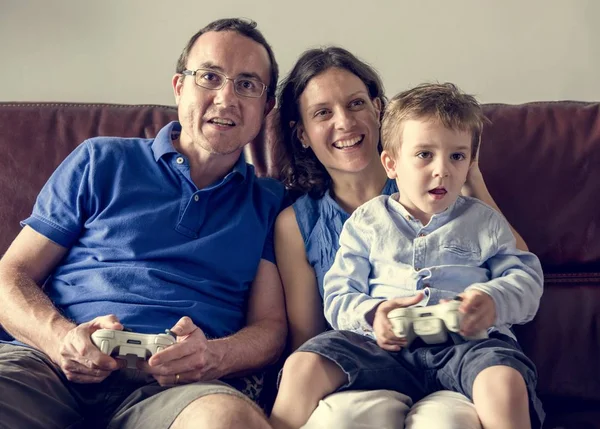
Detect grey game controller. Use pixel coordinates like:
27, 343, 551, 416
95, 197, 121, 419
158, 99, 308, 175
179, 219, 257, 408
387, 297, 488, 346
91, 329, 176, 368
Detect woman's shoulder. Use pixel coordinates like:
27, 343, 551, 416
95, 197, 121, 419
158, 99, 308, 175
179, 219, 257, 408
290, 193, 324, 244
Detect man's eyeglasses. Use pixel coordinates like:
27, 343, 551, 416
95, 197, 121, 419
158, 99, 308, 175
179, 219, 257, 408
181, 69, 268, 98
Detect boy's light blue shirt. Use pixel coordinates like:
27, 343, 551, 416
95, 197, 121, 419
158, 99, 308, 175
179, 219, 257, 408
323, 193, 544, 340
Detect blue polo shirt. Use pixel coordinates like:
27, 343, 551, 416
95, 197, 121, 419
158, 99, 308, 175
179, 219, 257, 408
22, 122, 284, 338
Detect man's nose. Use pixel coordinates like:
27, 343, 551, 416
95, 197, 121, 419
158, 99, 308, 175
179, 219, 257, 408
213, 79, 238, 106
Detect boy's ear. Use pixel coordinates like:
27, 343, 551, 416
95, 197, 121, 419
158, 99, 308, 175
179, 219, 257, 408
380, 150, 398, 179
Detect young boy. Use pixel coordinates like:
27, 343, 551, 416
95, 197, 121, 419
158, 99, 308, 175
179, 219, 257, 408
270, 83, 545, 429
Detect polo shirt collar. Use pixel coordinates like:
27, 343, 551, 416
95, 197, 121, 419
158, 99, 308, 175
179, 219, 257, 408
152, 121, 248, 180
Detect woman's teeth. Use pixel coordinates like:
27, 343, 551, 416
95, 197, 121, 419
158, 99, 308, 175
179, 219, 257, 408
333, 136, 363, 149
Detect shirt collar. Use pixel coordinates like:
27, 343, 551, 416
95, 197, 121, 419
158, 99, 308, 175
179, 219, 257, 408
387, 192, 460, 227
151, 121, 248, 180
152, 121, 180, 161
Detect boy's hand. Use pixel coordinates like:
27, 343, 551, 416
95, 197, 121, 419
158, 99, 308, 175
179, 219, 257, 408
372, 293, 424, 352
457, 290, 496, 336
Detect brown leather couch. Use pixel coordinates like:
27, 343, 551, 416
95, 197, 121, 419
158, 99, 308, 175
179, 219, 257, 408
0, 101, 599, 429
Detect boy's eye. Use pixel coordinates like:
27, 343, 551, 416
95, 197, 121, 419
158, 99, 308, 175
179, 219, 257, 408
451, 153, 466, 161
417, 151, 432, 159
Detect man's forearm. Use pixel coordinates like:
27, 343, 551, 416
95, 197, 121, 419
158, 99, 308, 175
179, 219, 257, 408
208, 318, 287, 379
0, 266, 74, 352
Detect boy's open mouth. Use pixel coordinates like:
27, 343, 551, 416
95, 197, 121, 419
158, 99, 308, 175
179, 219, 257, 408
428, 187, 447, 199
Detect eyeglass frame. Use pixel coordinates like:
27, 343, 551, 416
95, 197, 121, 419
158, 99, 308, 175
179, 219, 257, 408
180, 68, 268, 98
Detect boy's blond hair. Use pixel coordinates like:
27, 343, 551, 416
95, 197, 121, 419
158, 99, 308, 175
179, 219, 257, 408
381, 82, 486, 158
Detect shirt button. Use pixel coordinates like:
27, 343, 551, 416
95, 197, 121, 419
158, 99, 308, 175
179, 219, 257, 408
194, 195, 199, 202
418, 232, 426, 237
176, 157, 184, 164
405, 215, 412, 221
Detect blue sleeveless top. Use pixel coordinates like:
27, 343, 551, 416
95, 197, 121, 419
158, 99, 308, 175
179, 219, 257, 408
293, 179, 397, 298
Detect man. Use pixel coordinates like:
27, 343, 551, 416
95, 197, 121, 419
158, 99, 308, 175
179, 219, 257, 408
0, 18, 284, 429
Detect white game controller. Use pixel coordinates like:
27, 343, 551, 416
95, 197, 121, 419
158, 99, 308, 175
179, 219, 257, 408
91, 329, 176, 368
387, 297, 488, 346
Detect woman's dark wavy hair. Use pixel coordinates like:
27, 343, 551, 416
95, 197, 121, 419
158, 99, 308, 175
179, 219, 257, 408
277, 46, 386, 198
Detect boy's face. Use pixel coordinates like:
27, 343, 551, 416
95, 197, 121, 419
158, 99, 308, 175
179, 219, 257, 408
381, 118, 472, 224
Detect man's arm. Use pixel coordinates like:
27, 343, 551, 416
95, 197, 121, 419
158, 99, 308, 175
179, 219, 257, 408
0, 226, 124, 382
209, 258, 287, 377
0, 226, 73, 353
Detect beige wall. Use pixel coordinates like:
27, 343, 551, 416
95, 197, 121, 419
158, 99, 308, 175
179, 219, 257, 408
1, 0, 597, 105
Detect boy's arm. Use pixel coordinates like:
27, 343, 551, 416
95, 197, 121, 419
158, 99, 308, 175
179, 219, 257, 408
466, 212, 544, 326
323, 210, 385, 331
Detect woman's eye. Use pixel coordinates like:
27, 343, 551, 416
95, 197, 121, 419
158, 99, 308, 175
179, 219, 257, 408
349, 99, 365, 108
417, 151, 432, 159
451, 153, 466, 161
314, 109, 329, 118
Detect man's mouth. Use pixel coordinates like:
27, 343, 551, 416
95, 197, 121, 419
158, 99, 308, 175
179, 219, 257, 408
208, 118, 236, 127
332, 135, 364, 149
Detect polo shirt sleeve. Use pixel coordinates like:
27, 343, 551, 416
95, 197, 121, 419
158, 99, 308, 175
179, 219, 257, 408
21, 140, 92, 248
261, 227, 276, 264
259, 179, 288, 264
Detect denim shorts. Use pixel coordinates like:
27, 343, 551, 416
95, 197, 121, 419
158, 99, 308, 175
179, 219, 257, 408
297, 330, 545, 428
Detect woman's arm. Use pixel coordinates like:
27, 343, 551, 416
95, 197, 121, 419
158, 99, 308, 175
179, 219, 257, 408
274, 206, 327, 352
462, 163, 529, 252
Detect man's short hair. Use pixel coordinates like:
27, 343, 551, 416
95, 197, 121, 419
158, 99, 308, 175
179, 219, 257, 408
176, 18, 279, 99
381, 82, 486, 158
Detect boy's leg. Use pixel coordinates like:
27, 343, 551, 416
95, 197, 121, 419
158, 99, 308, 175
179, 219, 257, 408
432, 334, 544, 429
472, 365, 530, 429
0, 344, 84, 429
282, 330, 430, 429
270, 351, 347, 429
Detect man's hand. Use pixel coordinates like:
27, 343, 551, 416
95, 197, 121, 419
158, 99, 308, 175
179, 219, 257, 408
372, 293, 424, 352
458, 290, 496, 336
140, 316, 219, 386
52, 314, 124, 383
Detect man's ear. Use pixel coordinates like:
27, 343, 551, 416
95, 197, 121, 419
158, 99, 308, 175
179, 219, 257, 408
381, 150, 398, 179
172, 74, 184, 105
264, 97, 276, 117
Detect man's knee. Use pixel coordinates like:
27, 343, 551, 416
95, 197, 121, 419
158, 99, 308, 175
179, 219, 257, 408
405, 391, 482, 429
302, 389, 411, 429
171, 393, 269, 429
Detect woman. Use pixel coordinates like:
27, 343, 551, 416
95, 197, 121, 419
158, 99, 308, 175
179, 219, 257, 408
274, 46, 528, 429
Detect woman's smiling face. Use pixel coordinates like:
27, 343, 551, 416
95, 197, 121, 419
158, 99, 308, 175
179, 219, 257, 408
297, 67, 382, 176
